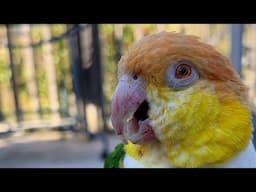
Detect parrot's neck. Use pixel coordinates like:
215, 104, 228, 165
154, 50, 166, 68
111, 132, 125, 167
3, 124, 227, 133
123, 140, 256, 168
123, 142, 171, 168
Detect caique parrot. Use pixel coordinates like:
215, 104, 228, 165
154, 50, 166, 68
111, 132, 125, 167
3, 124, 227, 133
104, 31, 256, 168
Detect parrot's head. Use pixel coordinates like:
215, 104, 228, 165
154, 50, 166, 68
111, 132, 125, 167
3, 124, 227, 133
110, 32, 253, 167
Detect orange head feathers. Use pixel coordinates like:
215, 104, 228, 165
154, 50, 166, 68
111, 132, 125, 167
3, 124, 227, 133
118, 32, 247, 104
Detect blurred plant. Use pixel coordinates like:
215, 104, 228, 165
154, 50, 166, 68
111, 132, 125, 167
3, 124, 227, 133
100, 24, 116, 116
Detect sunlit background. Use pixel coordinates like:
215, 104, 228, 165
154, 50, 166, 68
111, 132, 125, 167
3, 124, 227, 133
0, 24, 255, 167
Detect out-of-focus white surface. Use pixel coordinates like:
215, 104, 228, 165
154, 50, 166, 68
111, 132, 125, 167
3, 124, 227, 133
0, 130, 120, 168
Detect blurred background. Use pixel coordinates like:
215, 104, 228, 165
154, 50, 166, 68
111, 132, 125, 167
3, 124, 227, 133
0, 24, 255, 168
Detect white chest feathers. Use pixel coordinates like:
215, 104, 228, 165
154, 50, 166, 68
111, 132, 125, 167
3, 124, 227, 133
123, 141, 256, 168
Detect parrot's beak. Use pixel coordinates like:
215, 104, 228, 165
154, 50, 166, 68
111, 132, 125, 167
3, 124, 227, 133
110, 74, 157, 144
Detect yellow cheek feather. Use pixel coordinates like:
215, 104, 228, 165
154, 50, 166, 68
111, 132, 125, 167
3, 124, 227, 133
124, 141, 151, 161
124, 82, 253, 168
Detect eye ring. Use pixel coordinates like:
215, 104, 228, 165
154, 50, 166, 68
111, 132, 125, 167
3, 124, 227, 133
165, 60, 199, 90
175, 64, 192, 79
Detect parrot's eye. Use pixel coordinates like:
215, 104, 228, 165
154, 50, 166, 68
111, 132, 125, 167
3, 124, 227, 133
175, 64, 192, 79
165, 60, 199, 90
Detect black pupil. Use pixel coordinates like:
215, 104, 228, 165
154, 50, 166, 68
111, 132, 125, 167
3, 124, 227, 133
179, 66, 188, 75
133, 75, 138, 80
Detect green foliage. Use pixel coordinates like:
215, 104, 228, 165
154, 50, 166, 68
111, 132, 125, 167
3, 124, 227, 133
122, 24, 134, 50
104, 143, 125, 168
0, 50, 9, 84
100, 24, 117, 116
0, 24, 73, 120
51, 25, 71, 117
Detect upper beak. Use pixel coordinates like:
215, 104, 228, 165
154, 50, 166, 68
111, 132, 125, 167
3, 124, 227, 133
110, 74, 146, 138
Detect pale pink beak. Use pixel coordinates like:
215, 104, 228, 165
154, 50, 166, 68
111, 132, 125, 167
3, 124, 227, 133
110, 74, 156, 144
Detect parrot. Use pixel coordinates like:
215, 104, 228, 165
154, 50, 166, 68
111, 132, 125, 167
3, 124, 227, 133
104, 31, 256, 168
